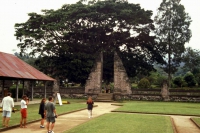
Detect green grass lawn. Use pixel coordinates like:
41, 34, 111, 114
0, 99, 87, 129
115, 101, 200, 116
64, 113, 174, 133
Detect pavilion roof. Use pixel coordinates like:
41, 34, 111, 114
0, 52, 55, 81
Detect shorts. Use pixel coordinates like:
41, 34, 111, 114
46, 117, 55, 123
41, 114, 45, 119
21, 108, 27, 118
2, 111, 11, 117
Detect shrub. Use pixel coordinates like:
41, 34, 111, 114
184, 72, 196, 87
173, 76, 186, 87
138, 78, 151, 89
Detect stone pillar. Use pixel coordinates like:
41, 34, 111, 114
85, 52, 103, 94
114, 52, 132, 94
161, 81, 170, 101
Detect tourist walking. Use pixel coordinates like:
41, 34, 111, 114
1, 92, 14, 127
86, 96, 94, 118
38, 98, 46, 128
20, 95, 29, 128
45, 96, 58, 133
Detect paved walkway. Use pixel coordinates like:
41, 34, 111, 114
171, 115, 200, 133
2, 101, 200, 133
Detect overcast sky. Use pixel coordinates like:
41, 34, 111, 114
0, 0, 199, 54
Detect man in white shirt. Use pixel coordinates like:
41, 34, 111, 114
1, 93, 14, 127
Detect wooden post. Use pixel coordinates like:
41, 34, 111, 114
15, 80, 19, 102
22, 80, 25, 95
31, 81, 34, 101
44, 81, 47, 99
2, 80, 4, 97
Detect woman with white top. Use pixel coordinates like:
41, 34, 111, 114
20, 95, 29, 128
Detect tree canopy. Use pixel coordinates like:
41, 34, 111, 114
15, 0, 164, 84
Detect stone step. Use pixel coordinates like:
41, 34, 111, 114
95, 100, 114, 102
96, 93, 113, 101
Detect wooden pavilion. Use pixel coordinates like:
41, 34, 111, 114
0, 52, 55, 101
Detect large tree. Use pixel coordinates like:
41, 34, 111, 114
154, 0, 192, 88
15, 0, 164, 84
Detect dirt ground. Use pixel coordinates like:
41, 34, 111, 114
2, 102, 200, 133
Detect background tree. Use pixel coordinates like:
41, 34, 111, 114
14, 52, 39, 69
15, 0, 164, 85
181, 47, 200, 73
154, 0, 192, 88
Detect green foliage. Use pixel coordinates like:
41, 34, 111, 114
195, 73, 200, 87
131, 83, 138, 89
14, 52, 39, 69
154, 75, 168, 87
182, 47, 200, 73
146, 70, 161, 85
137, 78, 151, 89
184, 72, 196, 87
9, 84, 27, 98
9, 88, 25, 98
173, 76, 185, 87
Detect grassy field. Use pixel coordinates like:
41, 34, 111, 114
63, 101, 200, 133
64, 113, 174, 133
115, 101, 200, 116
0, 98, 87, 129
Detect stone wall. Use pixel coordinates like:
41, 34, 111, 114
27, 86, 200, 102
113, 89, 200, 102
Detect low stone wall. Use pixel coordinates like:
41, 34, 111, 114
59, 87, 85, 94
32, 87, 200, 102
169, 89, 200, 102
33, 87, 86, 99
113, 89, 200, 102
